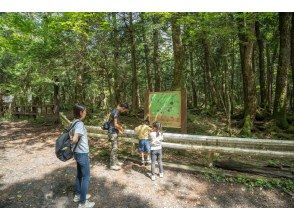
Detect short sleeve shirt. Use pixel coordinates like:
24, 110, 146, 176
108, 109, 120, 134
70, 119, 89, 153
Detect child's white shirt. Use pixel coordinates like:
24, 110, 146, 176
149, 131, 163, 150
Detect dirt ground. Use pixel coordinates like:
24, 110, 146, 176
0, 121, 293, 208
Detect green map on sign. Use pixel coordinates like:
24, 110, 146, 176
150, 92, 181, 117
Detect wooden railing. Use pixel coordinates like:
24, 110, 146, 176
12, 105, 55, 117
59, 112, 294, 158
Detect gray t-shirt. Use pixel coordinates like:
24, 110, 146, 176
70, 119, 89, 153
149, 131, 163, 151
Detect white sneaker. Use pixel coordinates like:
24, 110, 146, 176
151, 175, 156, 181
110, 165, 121, 170
78, 200, 95, 208
73, 194, 91, 202
159, 173, 164, 178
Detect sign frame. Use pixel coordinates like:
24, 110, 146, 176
145, 90, 187, 133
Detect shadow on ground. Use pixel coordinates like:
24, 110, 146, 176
161, 173, 294, 208
0, 165, 151, 208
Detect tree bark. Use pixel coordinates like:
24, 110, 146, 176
152, 16, 161, 92
53, 76, 60, 123
141, 14, 152, 92
189, 46, 197, 108
112, 13, 121, 105
128, 13, 139, 112
255, 20, 267, 109
237, 14, 257, 136
171, 13, 185, 90
201, 35, 218, 110
230, 39, 235, 115
291, 13, 294, 111
266, 42, 278, 113
273, 13, 291, 128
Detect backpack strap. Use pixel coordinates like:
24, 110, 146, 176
72, 137, 80, 153
69, 120, 82, 153
66, 119, 80, 132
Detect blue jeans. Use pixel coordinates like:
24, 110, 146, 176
74, 153, 90, 204
138, 139, 151, 153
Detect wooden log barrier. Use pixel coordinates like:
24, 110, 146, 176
59, 112, 294, 158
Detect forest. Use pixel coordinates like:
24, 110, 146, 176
1, 12, 294, 208
0, 12, 293, 138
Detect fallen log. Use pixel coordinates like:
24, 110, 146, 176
87, 132, 294, 158
213, 160, 294, 180
59, 112, 294, 158
61, 112, 294, 152
120, 156, 293, 186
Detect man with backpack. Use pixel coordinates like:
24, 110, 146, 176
107, 103, 129, 170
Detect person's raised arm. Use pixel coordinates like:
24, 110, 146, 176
114, 118, 124, 134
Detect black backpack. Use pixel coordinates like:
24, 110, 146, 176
102, 121, 110, 130
102, 113, 111, 130
55, 120, 80, 162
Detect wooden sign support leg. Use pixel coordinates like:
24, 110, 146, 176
144, 90, 149, 122
181, 89, 187, 133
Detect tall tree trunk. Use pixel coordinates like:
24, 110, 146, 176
218, 41, 230, 115
75, 35, 87, 104
222, 46, 231, 133
171, 13, 184, 90
0, 93, 3, 115
266, 42, 278, 113
291, 13, 294, 111
152, 16, 161, 92
237, 14, 257, 136
112, 13, 121, 105
128, 13, 139, 112
255, 20, 267, 109
200, 59, 208, 109
201, 35, 218, 109
141, 14, 152, 92
105, 69, 114, 110
189, 46, 197, 108
230, 39, 235, 115
273, 13, 291, 128
53, 76, 60, 123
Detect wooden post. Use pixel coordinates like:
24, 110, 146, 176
131, 143, 135, 156
181, 89, 187, 133
144, 90, 149, 121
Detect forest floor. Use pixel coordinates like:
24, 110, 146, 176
0, 120, 293, 208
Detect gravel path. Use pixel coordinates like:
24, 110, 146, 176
0, 121, 293, 208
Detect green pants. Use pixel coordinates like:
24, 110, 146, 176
108, 133, 118, 166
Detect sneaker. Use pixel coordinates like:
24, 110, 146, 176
78, 200, 95, 208
110, 165, 121, 170
151, 175, 156, 181
159, 173, 164, 178
73, 194, 91, 202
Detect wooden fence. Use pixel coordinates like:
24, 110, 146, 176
59, 112, 294, 158
12, 105, 55, 118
